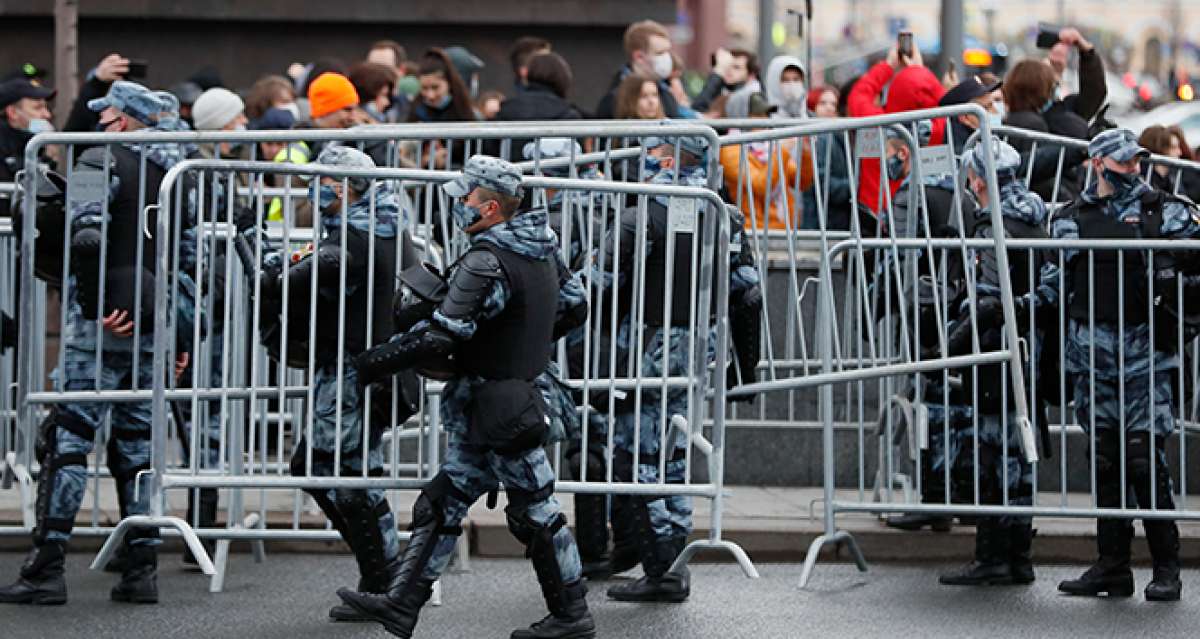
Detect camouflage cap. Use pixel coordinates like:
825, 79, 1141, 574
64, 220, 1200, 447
87, 80, 167, 127
966, 135, 1022, 178
315, 145, 377, 192
1088, 127, 1149, 162
523, 138, 584, 176
442, 154, 523, 198
640, 133, 710, 162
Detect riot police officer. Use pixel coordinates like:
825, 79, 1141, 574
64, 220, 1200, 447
256, 145, 416, 621
1032, 129, 1195, 601
337, 155, 595, 639
592, 133, 760, 603
0, 81, 193, 605
935, 138, 1047, 586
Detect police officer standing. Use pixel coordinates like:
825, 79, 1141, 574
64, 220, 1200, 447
592, 133, 759, 603
337, 155, 595, 639
936, 138, 1046, 586
0, 81, 192, 605
257, 146, 414, 622
1032, 129, 1193, 601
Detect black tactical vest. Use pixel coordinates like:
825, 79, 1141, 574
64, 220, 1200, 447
455, 241, 558, 380
636, 199, 712, 328
1065, 201, 1152, 325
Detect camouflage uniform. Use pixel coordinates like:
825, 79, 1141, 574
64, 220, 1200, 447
1032, 129, 1194, 600
338, 156, 595, 639
0, 81, 199, 605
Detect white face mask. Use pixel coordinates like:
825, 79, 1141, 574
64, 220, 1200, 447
26, 118, 54, 134
780, 81, 806, 103
651, 52, 674, 80
992, 101, 1007, 122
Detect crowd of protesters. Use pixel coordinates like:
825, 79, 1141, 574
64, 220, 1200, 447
3, 20, 1162, 232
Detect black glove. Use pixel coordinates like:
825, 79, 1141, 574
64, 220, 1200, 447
0, 312, 15, 351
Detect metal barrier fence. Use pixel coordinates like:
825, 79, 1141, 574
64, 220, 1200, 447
7, 123, 740, 593
91, 158, 750, 580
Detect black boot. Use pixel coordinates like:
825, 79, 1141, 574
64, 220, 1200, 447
329, 492, 403, 622
182, 488, 220, 568
337, 483, 458, 637
607, 530, 690, 603
939, 518, 1013, 586
511, 513, 596, 639
110, 543, 158, 604
0, 541, 67, 605
1058, 519, 1134, 597
608, 495, 639, 575
1144, 520, 1182, 602
1009, 524, 1036, 585
573, 494, 611, 580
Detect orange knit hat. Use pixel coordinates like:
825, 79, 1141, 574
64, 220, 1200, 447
308, 72, 359, 119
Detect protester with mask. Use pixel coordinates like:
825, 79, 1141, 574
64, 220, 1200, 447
349, 62, 398, 123
64, 53, 133, 134
691, 48, 760, 113
595, 20, 687, 119
764, 55, 809, 119
1003, 59, 1089, 203
338, 155, 596, 639
406, 48, 478, 168
719, 88, 812, 231
0, 77, 56, 187
1025, 129, 1195, 602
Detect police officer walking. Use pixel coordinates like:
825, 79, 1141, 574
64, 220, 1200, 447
935, 138, 1046, 586
337, 155, 595, 639
1032, 129, 1194, 601
257, 146, 415, 621
0, 81, 193, 605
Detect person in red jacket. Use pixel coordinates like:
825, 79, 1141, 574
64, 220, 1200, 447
848, 43, 947, 226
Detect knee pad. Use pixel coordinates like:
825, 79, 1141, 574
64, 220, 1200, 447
414, 471, 469, 537
503, 482, 557, 547
565, 443, 607, 482
1125, 432, 1155, 480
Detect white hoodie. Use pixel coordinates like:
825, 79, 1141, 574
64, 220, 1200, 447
764, 55, 808, 119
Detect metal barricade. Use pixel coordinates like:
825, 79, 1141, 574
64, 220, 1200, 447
714, 106, 1035, 585
9, 123, 726, 591
84, 158, 751, 582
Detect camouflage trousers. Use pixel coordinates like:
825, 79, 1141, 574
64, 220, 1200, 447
40, 311, 157, 546
967, 414, 1034, 528
613, 325, 699, 541
290, 358, 400, 564
419, 433, 583, 583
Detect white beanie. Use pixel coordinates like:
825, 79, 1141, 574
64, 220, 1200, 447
192, 88, 245, 131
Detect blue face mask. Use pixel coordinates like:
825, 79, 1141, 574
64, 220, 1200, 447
886, 154, 906, 181
643, 154, 662, 178
1040, 96, 1055, 113
986, 113, 1003, 130
451, 199, 483, 230
313, 183, 339, 211
427, 93, 452, 110
1102, 167, 1142, 194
